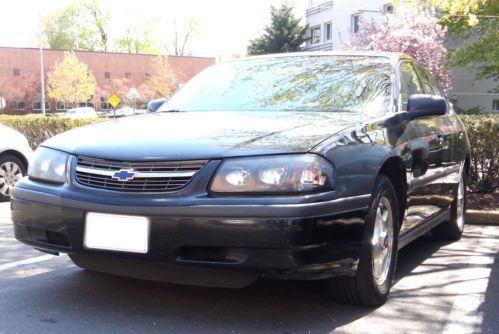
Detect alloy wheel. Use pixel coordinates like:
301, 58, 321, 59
0, 161, 24, 197
372, 196, 394, 286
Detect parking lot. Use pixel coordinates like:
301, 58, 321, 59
0, 201, 497, 334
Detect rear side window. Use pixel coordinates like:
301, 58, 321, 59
400, 62, 424, 110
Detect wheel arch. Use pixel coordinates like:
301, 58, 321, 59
0, 150, 29, 170
377, 156, 407, 229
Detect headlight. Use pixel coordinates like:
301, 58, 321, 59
210, 154, 334, 194
28, 147, 69, 184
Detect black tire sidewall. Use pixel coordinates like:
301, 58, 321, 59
357, 175, 399, 301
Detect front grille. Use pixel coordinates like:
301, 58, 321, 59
75, 156, 207, 193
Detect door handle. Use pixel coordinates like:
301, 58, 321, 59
436, 134, 444, 145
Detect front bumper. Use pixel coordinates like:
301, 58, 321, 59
11, 178, 370, 286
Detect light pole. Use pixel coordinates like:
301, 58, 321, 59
39, 11, 46, 117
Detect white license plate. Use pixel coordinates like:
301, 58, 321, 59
84, 212, 150, 253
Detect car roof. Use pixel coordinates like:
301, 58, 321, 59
230, 51, 416, 67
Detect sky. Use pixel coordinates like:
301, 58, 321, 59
0, 0, 308, 60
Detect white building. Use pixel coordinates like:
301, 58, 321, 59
304, 0, 499, 113
304, 0, 395, 51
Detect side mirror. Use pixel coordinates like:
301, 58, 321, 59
147, 98, 168, 113
406, 94, 447, 120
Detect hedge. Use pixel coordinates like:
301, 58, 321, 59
1, 114, 497, 193
460, 114, 498, 194
0, 115, 102, 150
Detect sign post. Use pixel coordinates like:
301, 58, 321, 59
126, 88, 140, 115
108, 94, 121, 118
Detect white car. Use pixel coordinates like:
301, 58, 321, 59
0, 124, 33, 201
64, 107, 98, 119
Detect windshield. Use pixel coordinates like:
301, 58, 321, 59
160, 55, 392, 114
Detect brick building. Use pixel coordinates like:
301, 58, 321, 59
0, 47, 215, 114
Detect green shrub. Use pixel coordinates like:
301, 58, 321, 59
456, 106, 482, 115
0, 115, 102, 150
460, 114, 498, 193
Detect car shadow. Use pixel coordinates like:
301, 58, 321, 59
0, 235, 463, 334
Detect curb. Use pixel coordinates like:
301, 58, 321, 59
466, 210, 499, 225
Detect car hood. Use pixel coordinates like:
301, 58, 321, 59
42, 111, 363, 161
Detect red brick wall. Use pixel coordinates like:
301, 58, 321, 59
0, 47, 215, 114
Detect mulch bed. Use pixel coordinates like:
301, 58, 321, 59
467, 193, 499, 211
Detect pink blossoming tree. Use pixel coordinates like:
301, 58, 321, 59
344, 8, 451, 94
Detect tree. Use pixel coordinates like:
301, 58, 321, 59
439, 0, 498, 86
402, 0, 498, 86
115, 23, 160, 54
247, 4, 307, 55
47, 52, 96, 103
346, 7, 451, 93
43, 0, 110, 51
164, 18, 200, 56
145, 56, 177, 98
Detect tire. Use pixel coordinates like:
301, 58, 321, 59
432, 172, 466, 241
0, 154, 27, 202
328, 175, 399, 306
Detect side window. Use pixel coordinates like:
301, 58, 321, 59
428, 75, 445, 98
400, 62, 424, 110
413, 64, 436, 95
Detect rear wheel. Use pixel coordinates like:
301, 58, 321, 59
432, 172, 466, 240
328, 175, 399, 306
0, 155, 27, 202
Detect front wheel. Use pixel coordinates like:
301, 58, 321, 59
328, 175, 399, 306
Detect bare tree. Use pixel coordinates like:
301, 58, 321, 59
164, 18, 199, 56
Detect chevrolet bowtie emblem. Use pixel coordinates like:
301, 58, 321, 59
112, 169, 136, 181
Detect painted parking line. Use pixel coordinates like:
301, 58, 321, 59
0, 254, 54, 272
442, 226, 497, 334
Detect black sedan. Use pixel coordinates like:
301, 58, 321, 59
11, 52, 470, 306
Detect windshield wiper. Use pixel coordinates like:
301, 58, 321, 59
158, 109, 185, 113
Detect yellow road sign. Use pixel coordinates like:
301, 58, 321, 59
108, 94, 121, 108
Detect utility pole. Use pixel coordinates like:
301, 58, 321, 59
39, 11, 46, 117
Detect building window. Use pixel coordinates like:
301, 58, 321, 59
352, 14, 361, 33
125, 72, 131, 79
311, 26, 321, 44
384, 4, 394, 13
493, 100, 499, 112
56, 102, 66, 110
325, 22, 332, 41
79, 101, 94, 108
104, 72, 111, 79
32, 101, 50, 111
100, 96, 112, 110
13, 68, 20, 76
145, 73, 150, 78
9, 101, 25, 110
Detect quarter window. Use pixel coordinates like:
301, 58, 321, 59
400, 62, 424, 110
311, 26, 321, 44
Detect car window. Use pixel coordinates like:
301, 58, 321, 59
161, 56, 392, 116
428, 74, 445, 98
413, 64, 436, 95
400, 62, 423, 111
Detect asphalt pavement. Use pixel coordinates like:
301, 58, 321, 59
0, 201, 497, 334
